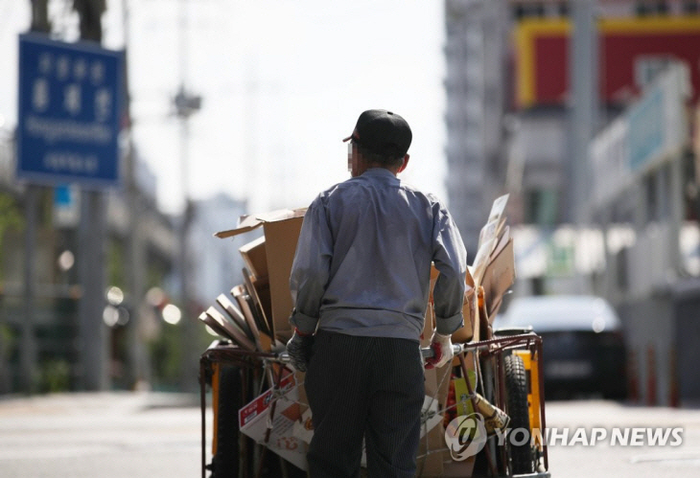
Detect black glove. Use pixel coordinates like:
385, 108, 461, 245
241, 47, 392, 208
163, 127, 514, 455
286, 328, 314, 372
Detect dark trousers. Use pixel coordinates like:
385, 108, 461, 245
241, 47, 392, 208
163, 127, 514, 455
304, 331, 425, 478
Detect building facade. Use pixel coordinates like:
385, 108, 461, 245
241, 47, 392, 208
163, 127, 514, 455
443, 0, 700, 404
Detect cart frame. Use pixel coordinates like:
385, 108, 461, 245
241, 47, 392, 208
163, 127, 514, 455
199, 331, 550, 478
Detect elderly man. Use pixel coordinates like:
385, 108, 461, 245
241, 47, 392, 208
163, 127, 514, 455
287, 109, 467, 478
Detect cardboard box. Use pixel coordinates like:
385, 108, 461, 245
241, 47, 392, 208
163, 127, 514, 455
416, 421, 446, 477
239, 235, 268, 280
216, 208, 306, 341
231, 284, 273, 350
451, 267, 476, 344
238, 370, 307, 471
481, 237, 515, 321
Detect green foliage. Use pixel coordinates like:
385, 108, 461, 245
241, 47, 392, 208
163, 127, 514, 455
0, 193, 23, 232
107, 240, 126, 289
39, 359, 71, 393
149, 321, 183, 390
0, 193, 23, 280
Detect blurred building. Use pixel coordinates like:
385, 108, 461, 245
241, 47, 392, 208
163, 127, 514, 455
188, 193, 249, 308
443, 0, 512, 261
0, 126, 178, 392
0, 125, 256, 393
444, 0, 700, 405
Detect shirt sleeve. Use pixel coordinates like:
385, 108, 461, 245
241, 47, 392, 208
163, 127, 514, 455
431, 202, 468, 335
288, 197, 333, 335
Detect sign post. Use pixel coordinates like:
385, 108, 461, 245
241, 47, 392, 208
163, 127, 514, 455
17, 33, 122, 187
17, 34, 123, 390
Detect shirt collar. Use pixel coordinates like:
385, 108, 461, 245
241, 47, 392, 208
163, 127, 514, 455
361, 167, 399, 181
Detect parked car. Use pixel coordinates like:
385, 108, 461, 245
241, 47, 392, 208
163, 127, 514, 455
498, 295, 628, 400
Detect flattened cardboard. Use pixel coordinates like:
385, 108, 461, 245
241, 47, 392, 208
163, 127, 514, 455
482, 238, 515, 321
262, 217, 303, 341
238, 370, 307, 471
242, 268, 273, 336
206, 306, 256, 351
239, 235, 268, 280
442, 457, 476, 477
216, 208, 306, 341
416, 396, 445, 477
472, 194, 509, 286
416, 422, 445, 478
451, 267, 476, 344
419, 354, 476, 477
232, 284, 273, 352
198, 312, 231, 342
486, 193, 509, 224
214, 208, 306, 239
471, 236, 495, 286
490, 224, 511, 260
216, 294, 253, 341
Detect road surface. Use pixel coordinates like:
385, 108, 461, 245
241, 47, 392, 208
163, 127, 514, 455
1, 392, 699, 477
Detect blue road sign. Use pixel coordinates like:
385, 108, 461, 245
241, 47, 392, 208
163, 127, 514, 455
16, 34, 124, 188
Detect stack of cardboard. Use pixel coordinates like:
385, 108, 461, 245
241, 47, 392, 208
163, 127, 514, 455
196, 208, 310, 471
198, 195, 516, 477
470, 194, 514, 322
198, 208, 307, 352
200, 195, 513, 354
450, 194, 515, 345
416, 194, 515, 476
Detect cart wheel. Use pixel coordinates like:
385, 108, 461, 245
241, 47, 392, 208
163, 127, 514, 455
210, 364, 242, 478
504, 354, 534, 475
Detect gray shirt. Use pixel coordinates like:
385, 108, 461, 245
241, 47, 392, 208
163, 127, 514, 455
289, 168, 467, 342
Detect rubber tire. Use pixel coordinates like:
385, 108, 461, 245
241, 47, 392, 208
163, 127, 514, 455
210, 364, 242, 478
504, 354, 534, 475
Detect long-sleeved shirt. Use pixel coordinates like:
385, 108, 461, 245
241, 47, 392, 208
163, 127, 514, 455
289, 167, 467, 342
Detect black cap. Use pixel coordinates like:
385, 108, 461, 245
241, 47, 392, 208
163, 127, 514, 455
343, 109, 412, 157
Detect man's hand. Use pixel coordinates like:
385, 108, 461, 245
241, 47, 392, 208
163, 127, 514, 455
425, 331, 454, 369
286, 328, 314, 372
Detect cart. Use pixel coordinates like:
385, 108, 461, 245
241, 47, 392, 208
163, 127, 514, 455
199, 194, 551, 477
198, 328, 551, 477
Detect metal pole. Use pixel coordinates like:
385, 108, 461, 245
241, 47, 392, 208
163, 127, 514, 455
569, 0, 599, 293
21, 0, 50, 395
75, 0, 108, 391
200, 357, 207, 478
120, 0, 151, 389
569, 0, 599, 224
20, 186, 39, 393
178, 112, 198, 392
77, 190, 108, 390
30, 0, 49, 33
175, 0, 201, 392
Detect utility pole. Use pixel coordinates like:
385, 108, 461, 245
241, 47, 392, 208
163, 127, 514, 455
174, 0, 201, 392
569, 0, 599, 293
119, 0, 151, 390
20, 177, 38, 394
30, 0, 49, 33
74, 0, 109, 391
21, 0, 50, 394
569, 0, 599, 225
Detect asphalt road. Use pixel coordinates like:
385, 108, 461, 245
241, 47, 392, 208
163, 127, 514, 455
0, 392, 699, 477
0, 392, 206, 478
545, 399, 700, 478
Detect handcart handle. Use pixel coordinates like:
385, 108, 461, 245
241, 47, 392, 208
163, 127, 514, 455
275, 343, 466, 363
420, 343, 466, 359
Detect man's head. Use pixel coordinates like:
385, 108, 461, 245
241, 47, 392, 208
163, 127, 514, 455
343, 109, 412, 170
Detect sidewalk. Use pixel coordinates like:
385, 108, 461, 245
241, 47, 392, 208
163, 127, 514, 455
0, 392, 208, 478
